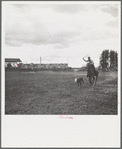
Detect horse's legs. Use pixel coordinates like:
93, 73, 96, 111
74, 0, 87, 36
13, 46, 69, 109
89, 76, 96, 87
92, 76, 96, 87
89, 76, 93, 86
88, 77, 91, 84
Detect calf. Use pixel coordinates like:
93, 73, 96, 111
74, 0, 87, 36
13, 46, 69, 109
75, 77, 84, 87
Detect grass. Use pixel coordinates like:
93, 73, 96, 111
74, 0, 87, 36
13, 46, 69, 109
5, 70, 118, 115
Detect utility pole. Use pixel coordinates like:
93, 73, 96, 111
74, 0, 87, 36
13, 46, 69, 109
40, 57, 41, 64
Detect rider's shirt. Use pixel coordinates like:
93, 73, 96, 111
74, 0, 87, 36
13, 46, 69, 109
83, 57, 94, 66
89, 59, 94, 65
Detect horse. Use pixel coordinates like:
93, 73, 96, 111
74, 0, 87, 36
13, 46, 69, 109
87, 63, 99, 87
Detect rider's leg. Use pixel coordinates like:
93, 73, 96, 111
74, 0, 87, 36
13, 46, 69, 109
86, 63, 90, 77
91, 64, 96, 74
86, 70, 88, 77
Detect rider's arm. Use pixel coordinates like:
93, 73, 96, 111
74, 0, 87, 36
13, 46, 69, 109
83, 57, 89, 62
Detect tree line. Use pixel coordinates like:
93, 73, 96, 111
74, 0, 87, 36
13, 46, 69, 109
99, 50, 118, 70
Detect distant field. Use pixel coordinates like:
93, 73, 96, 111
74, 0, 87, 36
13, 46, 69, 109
5, 70, 118, 115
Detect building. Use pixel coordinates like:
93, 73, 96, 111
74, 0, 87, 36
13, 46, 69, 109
5, 58, 22, 67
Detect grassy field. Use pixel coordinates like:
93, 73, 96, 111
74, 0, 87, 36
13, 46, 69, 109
5, 70, 118, 115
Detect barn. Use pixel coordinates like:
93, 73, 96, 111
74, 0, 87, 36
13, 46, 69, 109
5, 58, 22, 68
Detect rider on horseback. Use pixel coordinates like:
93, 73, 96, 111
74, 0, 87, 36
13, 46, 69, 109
83, 56, 96, 77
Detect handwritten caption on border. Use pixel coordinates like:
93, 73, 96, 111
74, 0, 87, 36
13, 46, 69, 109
58, 115, 73, 119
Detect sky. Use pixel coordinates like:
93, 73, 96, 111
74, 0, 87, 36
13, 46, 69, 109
3, 1, 120, 67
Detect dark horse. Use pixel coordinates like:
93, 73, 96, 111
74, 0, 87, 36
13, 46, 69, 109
87, 63, 99, 87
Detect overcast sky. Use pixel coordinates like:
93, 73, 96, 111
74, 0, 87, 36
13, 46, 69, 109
3, 1, 120, 67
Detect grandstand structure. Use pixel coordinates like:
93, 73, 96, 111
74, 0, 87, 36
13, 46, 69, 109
21, 63, 68, 69
5, 58, 22, 67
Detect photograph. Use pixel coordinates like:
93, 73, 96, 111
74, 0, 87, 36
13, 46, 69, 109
2, 1, 121, 148
4, 2, 119, 115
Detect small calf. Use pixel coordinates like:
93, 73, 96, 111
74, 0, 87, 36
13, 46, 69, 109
75, 77, 84, 87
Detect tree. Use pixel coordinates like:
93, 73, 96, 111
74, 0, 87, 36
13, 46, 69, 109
110, 50, 118, 69
100, 50, 109, 70
99, 50, 118, 71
